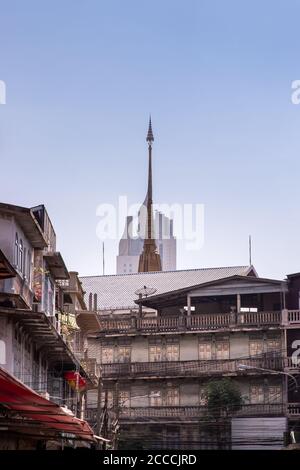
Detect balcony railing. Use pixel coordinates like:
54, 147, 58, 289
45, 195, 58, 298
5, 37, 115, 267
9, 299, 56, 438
287, 403, 300, 417
119, 403, 286, 420
284, 357, 300, 370
287, 310, 300, 324
100, 355, 285, 379
238, 311, 281, 326
80, 357, 100, 379
85, 403, 286, 424
98, 311, 282, 335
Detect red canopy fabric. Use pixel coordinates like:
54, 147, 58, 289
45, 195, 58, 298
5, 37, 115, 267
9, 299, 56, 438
0, 366, 95, 441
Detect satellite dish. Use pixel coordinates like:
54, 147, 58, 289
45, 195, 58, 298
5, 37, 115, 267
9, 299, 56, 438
134, 285, 157, 298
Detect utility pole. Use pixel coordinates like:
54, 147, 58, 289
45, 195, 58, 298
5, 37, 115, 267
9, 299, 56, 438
96, 376, 103, 449
75, 365, 80, 418
112, 381, 120, 450
102, 391, 109, 450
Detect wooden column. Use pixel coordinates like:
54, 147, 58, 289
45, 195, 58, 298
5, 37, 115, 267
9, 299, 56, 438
186, 294, 192, 329
187, 294, 192, 316
237, 294, 241, 313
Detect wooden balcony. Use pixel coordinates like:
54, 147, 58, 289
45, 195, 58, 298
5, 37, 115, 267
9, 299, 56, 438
100, 355, 285, 380
98, 311, 282, 336
85, 403, 286, 424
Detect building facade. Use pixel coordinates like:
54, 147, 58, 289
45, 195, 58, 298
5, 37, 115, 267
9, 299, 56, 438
0, 202, 96, 449
81, 267, 300, 449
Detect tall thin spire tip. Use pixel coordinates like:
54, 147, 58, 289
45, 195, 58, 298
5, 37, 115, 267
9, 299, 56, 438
146, 116, 154, 143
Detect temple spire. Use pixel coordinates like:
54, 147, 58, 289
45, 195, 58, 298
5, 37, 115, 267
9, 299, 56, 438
146, 116, 154, 143
138, 118, 162, 273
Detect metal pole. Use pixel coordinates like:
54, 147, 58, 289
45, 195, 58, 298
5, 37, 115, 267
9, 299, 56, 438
96, 377, 103, 450
75, 367, 80, 417
103, 390, 109, 450
113, 381, 119, 450
102, 242, 105, 276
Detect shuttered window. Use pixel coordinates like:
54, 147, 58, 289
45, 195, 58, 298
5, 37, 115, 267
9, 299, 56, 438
250, 385, 264, 404
101, 347, 114, 364
149, 345, 163, 362
166, 344, 179, 361
249, 340, 263, 357
216, 342, 229, 359
199, 343, 212, 360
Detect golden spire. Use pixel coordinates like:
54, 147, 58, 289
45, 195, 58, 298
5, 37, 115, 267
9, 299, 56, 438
138, 117, 162, 273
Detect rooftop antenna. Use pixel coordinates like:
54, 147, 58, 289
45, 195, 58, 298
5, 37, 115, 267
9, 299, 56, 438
249, 235, 252, 266
102, 241, 105, 275
134, 286, 157, 317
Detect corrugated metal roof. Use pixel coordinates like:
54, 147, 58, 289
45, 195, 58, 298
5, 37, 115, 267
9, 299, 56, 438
80, 266, 252, 311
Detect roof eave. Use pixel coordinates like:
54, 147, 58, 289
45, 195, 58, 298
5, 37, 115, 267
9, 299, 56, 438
0, 203, 48, 248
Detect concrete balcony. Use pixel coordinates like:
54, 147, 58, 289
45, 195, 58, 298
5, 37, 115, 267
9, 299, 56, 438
100, 355, 285, 380
0, 275, 33, 309
80, 357, 100, 380
98, 311, 282, 336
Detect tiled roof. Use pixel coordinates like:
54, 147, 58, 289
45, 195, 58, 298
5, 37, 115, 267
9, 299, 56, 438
80, 266, 252, 311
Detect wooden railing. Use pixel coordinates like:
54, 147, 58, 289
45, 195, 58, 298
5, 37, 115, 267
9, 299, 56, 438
98, 311, 283, 335
99, 318, 133, 333
189, 313, 232, 330
138, 316, 179, 332
238, 311, 281, 326
100, 355, 285, 379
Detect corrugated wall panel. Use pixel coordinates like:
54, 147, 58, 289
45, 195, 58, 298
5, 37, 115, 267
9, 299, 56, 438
232, 417, 287, 449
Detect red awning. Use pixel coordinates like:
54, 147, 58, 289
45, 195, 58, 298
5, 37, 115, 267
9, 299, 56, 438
0, 366, 95, 441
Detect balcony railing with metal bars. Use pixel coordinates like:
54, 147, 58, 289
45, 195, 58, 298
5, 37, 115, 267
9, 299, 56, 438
85, 403, 287, 424
100, 355, 285, 379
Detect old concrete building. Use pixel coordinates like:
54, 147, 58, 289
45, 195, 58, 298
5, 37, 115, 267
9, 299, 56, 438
0, 202, 96, 449
81, 266, 300, 449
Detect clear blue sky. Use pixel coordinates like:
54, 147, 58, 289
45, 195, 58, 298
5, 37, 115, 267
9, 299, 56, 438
0, 0, 299, 279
